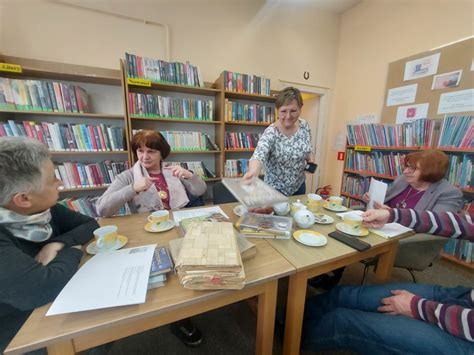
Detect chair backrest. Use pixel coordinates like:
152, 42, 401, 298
394, 233, 449, 271
212, 181, 237, 204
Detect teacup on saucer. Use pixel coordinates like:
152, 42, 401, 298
86, 235, 128, 254
144, 220, 175, 233
313, 213, 334, 225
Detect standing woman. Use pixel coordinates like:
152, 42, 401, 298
97, 130, 207, 218
243, 87, 314, 196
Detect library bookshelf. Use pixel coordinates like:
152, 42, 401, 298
214, 71, 276, 178
0, 55, 129, 216
341, 118, 473, 267
121, 59, 223, 190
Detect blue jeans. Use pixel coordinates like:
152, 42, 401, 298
302, 283, 473, 354
292, 182, 306, 196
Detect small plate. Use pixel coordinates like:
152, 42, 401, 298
312, 213, 334, 225
233, 204, 248, 217
144, 220, 175, 233
86, 235, 128, 255
293, 230, 328, 247
323, 203, 348, 212
335, 222, 369, 237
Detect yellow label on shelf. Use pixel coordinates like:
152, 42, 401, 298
354, 145, 371, 152
127, 77, 151, 87
0, 63, 22, 73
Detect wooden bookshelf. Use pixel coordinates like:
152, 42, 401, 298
343, 169, 396, 180
346, 145, 426, 151
341, 191, 364, 201
0, 55, 128, 204
225, 148, 255, 152
169, 150, 220, 154
130, 116, 221, 125
225, 121, 271, 127
440, 252, 474, 270
224, 90, 276, 103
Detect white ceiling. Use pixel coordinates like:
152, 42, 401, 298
266, 0, 362, 14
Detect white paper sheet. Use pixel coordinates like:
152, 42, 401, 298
404, 53, 440, 81
396, 103, 429, 123
367, 178, 388, 210
437, 89, 474, 114
46, 244, 156, 316
336, 210, 364, 218
386, 84, 418, 106
369, 223, 413, 239
172, 206, 229, 225
356, 114, 379, 124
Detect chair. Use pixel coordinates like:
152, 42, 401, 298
212, 181, 237, 204
361, 233, 449, 283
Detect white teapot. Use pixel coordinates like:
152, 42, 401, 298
273, 202, 290, 216
294, 206, 316, 229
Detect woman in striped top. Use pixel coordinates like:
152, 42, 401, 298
301, 208, 473, 354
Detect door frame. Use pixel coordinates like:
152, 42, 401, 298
278, 80, 330, 192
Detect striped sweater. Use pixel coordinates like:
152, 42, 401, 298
389, 208, 474, 342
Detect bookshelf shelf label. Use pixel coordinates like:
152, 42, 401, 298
354, 145, 372, 152
127, 77, 151, 87
0, 63, 22, 73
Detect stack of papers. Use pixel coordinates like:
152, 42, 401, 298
369, 223, 413, 239
175, 222, 245, 290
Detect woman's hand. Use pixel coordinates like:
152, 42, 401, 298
133, 176, 154, 193
362, 192, 370, 203
166, 165, 193, 179
362, 209, 390, 228
378, 290, 415, 317
35, 242, 65, 266
374, 201, 391, 210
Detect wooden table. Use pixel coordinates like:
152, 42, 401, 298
267, 197, 413, 355
5, 203, 295, 355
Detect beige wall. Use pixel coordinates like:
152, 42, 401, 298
0, 0, 340, 90
322, 0, 474, 191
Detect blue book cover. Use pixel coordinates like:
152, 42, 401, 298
149, 246, 173, 277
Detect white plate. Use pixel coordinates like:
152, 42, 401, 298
233, 205, 248, 217
323, 203, 348, 212
313, 213, 334, 225
86, 235, 128, 254
293, 230, 327, 247
335, 222, 369, 237
144, 220, 175, 233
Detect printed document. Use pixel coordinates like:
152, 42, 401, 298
367, 178, 388, 210
172, 206, 229, 225
46, 244, 156, 316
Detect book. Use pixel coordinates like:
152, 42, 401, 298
369, 223, 413, 239
235, 213, 293, 239
149, 246, 173, 277
147, 274, 167, 290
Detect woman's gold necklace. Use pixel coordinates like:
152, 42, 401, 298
396, 187, 424, 208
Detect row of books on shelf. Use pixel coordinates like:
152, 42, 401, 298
224, 99, 275, 123
341, 174, 371, 198
438, 116, 473, 148
346, 116, 473, 149
58, 197, 130, 218
0, 120, 125, 152
345, 150, 406, 177
0, 77, 91, 113
446, 155, 473, 190
225, 159, 250, 178
345, 198, 365, 209
125, 53, 204, 87
223, 70, 270, 96
225, 132, 261, 150
55, 161, 129, 189
163, 161, 216, 179
132, 129, 218, 152
443, 239, 473, 264
128, 92, 214, 121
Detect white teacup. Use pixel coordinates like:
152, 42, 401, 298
290, 200, 304, 216
148, 210, 170, 223
307, 193, 323, 213
328, 196, 343, 209
342, 214, 363, 233
273, 202, 290, 216
93, 225, 118, 251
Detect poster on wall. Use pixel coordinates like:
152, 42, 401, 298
431, 70, 462, 90
403, 53, 440, 81
386, 84, 418, 106
437, 89, 474, 114
396, 103, 429, 123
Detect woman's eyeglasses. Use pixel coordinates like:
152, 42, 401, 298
403, 164, 417, 173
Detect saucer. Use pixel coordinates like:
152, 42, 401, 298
335, 222, 369, 237
323, 203, 348, 212
293, 230, 327, 247
144, 220, 175, 233
86, 235, 128, 255
233, 205, 248, 217
312, 213, 334, 225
